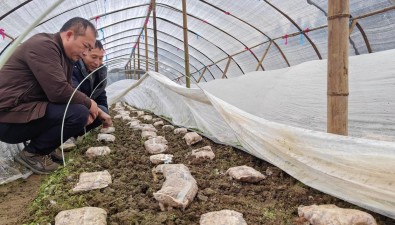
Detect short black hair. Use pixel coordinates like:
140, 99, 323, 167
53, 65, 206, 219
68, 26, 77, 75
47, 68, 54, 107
60, 17, 98, 37
95, 40, 104, 50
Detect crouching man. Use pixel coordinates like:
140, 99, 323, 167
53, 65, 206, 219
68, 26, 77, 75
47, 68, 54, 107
71, 40, 112, 138
0, 17, 99, 174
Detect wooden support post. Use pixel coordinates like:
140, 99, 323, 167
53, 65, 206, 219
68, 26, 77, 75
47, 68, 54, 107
182, 0, 191, 88
197, 67, 207, 83
349, 18, 358, 34
138, 42, 141, 79
327, 0, 349, 135
256, 41, 272, 71
133, 52, 136, 79
221, 57, 232, 79
152, 0, 159, 72
144, 25, 149, 72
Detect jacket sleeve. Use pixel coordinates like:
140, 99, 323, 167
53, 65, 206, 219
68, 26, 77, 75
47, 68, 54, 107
94, 67, 108, 109
25, 39, 91, 108
71, 66, 80, 88
95, 89, 108, 110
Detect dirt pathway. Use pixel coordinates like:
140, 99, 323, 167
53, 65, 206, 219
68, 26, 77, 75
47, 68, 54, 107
0, 174, 44, 225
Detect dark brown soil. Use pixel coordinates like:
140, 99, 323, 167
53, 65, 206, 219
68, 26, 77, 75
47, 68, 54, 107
0, 175, 44, 225
7, 105, 395, 224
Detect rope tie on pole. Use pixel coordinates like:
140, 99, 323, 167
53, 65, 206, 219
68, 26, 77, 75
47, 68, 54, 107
327, 13, 350, 20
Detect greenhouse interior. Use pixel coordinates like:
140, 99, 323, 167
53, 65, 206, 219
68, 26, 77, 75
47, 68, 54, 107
0, 0, 394, 224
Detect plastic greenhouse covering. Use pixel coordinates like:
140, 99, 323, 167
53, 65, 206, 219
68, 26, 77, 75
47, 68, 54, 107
0, 0, 395, 220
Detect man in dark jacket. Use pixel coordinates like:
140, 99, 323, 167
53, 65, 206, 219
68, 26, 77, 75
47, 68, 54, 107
72, 40, 112, 134
0, 17, 100, 174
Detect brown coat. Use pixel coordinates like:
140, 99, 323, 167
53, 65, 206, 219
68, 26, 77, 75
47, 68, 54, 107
0, 33, 91, 123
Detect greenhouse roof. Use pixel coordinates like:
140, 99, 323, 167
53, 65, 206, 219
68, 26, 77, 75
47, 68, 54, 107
0, 0, 394, 82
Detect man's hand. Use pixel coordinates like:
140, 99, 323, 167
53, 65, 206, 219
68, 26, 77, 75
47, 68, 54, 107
87, 99, 99, 125
98, 108, 113, 128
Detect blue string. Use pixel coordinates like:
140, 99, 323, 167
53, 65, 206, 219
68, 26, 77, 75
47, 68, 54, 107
300, 33, 304, 45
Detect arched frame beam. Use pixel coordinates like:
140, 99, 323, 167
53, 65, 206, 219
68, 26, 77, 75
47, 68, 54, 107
306, 0, 372, 54
105, 43, 207, 82
106, 53, 199, 83
93, 3, 255, 71
102, 34, 214, 80
97, 16, 244, 75
107, 40, 210, 81
264, 0, 322, 59
158, 4, 264, 71
100, 28, 217, 80
0, 0, 33, 21
197, 0, 290, 67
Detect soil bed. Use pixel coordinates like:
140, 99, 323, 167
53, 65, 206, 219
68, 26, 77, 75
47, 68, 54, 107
21, 105, 395, 224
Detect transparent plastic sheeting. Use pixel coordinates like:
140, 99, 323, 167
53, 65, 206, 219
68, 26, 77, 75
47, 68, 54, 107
0, 142, 32, 185
106, 50, 395, 219
1, 1, 395, 81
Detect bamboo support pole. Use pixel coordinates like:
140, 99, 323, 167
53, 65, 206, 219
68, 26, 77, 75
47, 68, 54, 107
222, 57, 232, 79
133, 52, 136, 79
152, 0, 159, 72
130, 62, 132, 79
256, 41, 272, 71
327, 0, 349, 135
349, 19, 358, 33
144, 25, 149, 72
197, 67, 207, 83
137, 42, 141, 79
182, 0, 191, 88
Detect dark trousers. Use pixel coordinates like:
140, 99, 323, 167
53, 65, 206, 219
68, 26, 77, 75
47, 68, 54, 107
75, 104, 108, 137
0, 103, 89, 155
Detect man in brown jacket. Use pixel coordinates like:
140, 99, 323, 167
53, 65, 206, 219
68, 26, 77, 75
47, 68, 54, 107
0, 17, 101, 174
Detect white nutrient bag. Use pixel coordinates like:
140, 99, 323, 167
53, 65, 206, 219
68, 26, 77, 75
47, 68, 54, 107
226, 165, 266, 183
133, 123, 157, 132
136, 111, 145, 117
183, 132, 203, 146
97, 134, 115, 142
153, 164, 198, 211
55, 207, 107, 225
121, 116, 132, 121
298, 204, 377, 225
174, 128, 187, 135
142, 115, 153, 121
85, 146, 111, 159
118, 110, 130, 115
200, 209, 247, 225
150, 154, 173, 164
152, 118, 162, 122
141, 126, 158, 132
142, 131, 157, 139
162, 125, 175, 131
72, 170, 112, 192
128, 120, 141, 128
191, 146, 215, 160
144, 137, 168, 154
100, 127, 115, 134
153, 121, 164, 126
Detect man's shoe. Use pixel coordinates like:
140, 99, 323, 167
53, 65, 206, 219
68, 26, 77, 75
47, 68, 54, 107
14, 150, 59, 175
49, 148, 65, 164
62, 137, 76, 151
